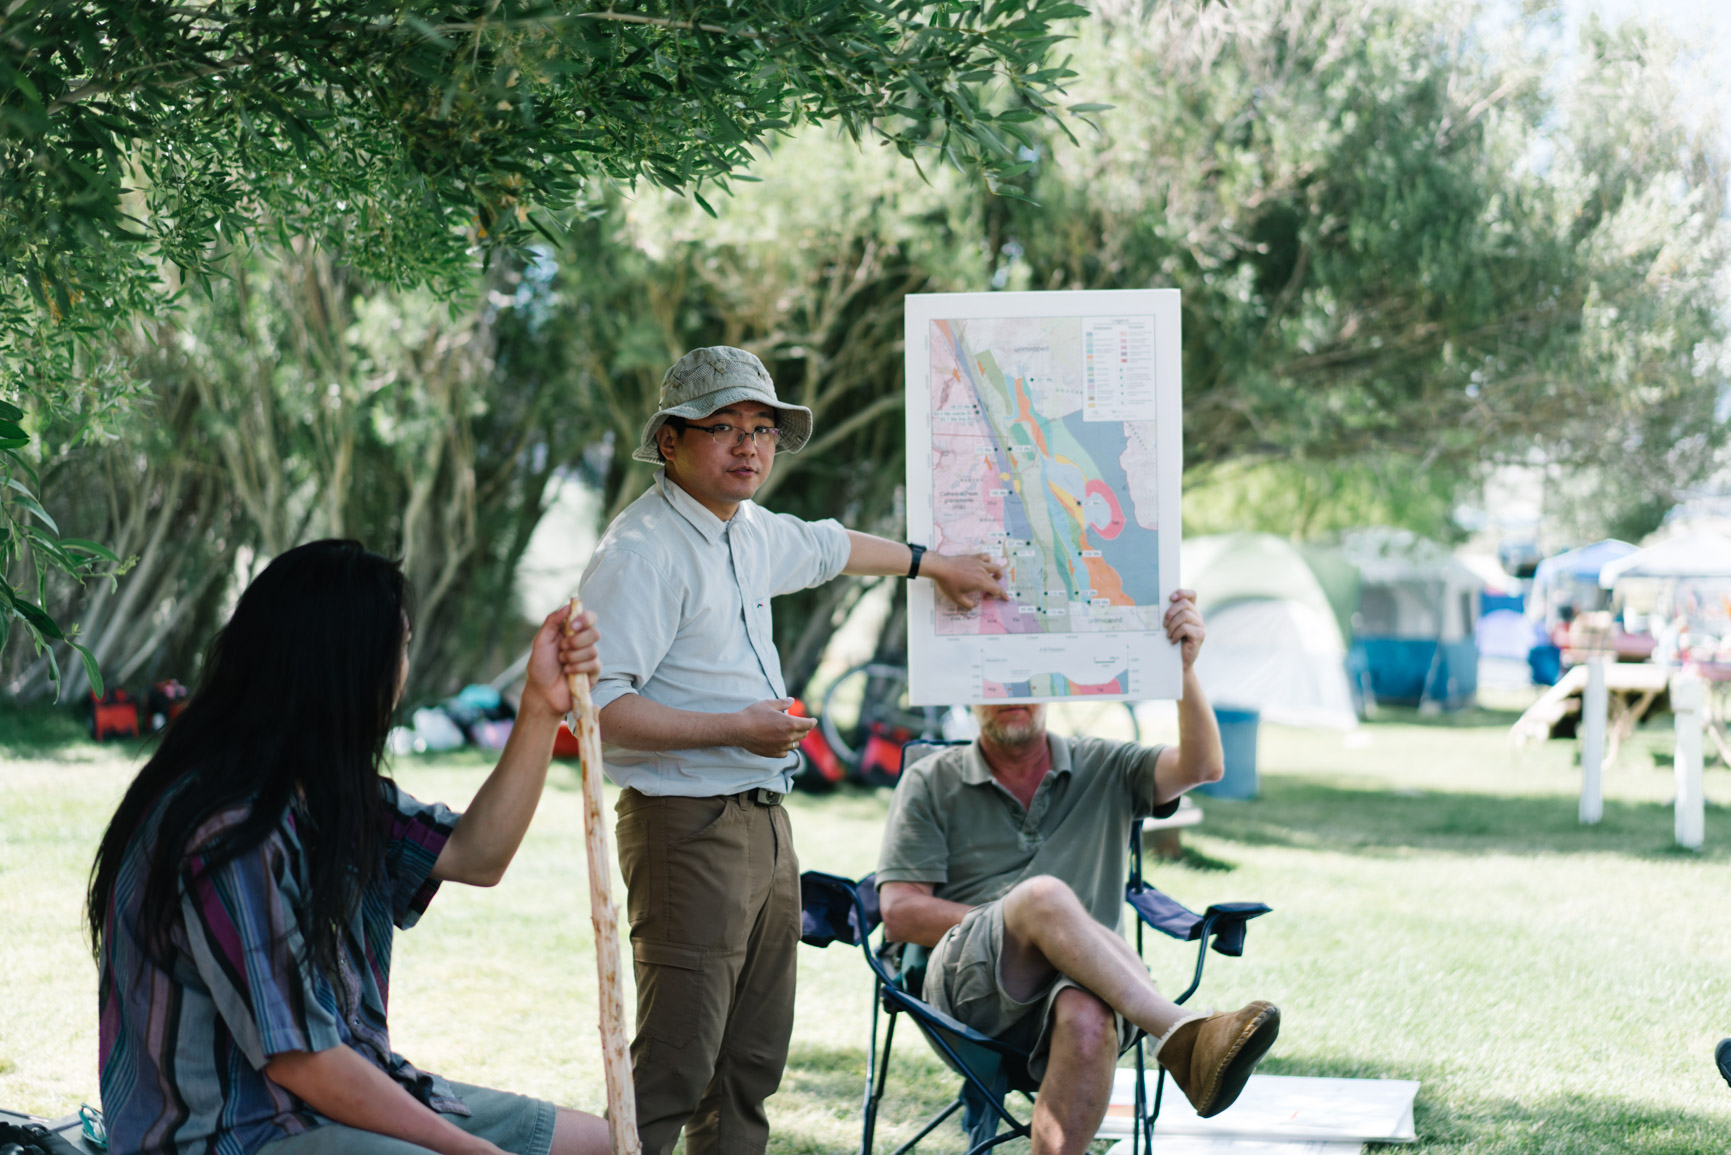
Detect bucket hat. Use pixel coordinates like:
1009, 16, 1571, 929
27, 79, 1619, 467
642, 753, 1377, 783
632, 346, 813, 464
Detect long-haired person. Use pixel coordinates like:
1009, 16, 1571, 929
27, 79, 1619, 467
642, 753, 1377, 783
88, 540, 610, 1155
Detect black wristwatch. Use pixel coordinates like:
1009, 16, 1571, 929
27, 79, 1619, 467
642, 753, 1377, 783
906, 542, 926, 580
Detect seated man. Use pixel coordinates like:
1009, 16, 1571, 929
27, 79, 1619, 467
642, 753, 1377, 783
877, 589, 1279, 1155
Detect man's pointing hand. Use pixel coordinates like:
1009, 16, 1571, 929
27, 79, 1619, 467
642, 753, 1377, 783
924, 552, 1008, 610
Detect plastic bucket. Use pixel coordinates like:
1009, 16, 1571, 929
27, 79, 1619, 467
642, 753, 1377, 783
1195, 707, 1259, 800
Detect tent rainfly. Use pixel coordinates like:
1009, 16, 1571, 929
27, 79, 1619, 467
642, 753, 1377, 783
1341, 529, 1483, 711
1598, 532, 1731, 586
1182, 533, 1359, 730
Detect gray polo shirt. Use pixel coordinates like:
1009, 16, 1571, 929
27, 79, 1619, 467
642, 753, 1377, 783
876, 737, 1175, 931
579, 469, 851, 797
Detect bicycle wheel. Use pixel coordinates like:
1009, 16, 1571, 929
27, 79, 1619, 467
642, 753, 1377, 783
818, 661, 942, 777
1041, 699, 1142, 744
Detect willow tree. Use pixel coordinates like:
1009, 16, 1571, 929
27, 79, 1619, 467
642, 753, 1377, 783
0, 0, 1095, 691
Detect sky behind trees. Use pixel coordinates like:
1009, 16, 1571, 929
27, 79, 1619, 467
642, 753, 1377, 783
1554, 0, 1730, 153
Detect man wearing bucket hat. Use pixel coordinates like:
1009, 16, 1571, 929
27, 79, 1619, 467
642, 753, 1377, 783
578, 346, 1007, 1155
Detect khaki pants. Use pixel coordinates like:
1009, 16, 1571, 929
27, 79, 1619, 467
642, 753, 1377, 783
615, 790, 800, 1155
259, 1082, 555, 1155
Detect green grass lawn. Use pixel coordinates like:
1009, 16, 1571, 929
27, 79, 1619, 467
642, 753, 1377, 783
4, 704, 1731, 1152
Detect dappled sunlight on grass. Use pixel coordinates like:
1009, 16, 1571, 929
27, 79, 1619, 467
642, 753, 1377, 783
1200, 777, 1731, 860
4, 707, 1730, 1152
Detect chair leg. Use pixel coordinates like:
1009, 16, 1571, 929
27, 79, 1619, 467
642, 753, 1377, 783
887, 1097, 964, 1155
861, 988, 880, 1155
1132, 1035, 1146, 1155
961, 1074, 1017, 1155
1133, 909, 1147, 1155
914, 1031, 1028, 1140
962, 1131, 1032, 1155
1148, 1067, 1167, 1150
862, 997, 899, 1155
1174, 916, 1218, 1006
1146, 919, 1216, 1148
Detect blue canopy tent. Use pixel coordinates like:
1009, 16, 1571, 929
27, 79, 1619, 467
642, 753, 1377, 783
1343, 530, 1484, 710
1528, 540, 1637, 628
1524, 540, 1637, 683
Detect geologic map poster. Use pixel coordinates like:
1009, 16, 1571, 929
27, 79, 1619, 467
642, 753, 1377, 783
905, 290, 1183, 705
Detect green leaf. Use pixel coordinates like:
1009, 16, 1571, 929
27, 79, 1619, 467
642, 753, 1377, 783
0, 400, 21, 421
25, 528, 75, 570
11, 70, 42, 105
11, 597, 64, 641
58, 538, 122, 564
11, 492, 59, 534
4, 450, 40, 490
73, 642, 104, 698
693, 191, 718, 218
43, 646, 63, 702
1067, 102, 1114, 113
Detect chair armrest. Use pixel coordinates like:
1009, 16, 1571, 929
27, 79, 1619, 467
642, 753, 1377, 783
1201, 902, 1272, 957
1126, 887, 1273, 957
799, 870, 882, 947
1126, 885, 1204, 940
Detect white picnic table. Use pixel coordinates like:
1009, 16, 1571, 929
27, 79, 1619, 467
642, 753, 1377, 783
1510, 661, 1675, 766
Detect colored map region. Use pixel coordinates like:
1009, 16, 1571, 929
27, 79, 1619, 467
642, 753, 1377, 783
928, 315, 1162, 643
984, 670, 1129, 698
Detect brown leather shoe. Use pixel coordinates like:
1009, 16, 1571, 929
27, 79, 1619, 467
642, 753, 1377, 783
1155, 1002, 1280, 1118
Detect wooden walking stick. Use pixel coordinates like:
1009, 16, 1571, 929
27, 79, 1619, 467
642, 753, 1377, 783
565, 597, 642, 1155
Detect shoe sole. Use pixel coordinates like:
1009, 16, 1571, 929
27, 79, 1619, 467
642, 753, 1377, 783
1198, 1005, 1281, 1119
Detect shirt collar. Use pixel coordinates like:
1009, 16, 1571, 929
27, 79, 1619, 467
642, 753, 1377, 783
963, 734, 1070, 785
653, 467, 744, 545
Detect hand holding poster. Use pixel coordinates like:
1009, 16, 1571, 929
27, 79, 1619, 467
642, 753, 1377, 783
905, 290, 1183, 705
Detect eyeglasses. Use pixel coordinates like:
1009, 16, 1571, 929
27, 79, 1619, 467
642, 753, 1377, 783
682, 422, 783, 448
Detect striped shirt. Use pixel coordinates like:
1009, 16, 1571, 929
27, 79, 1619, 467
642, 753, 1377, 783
98, 780, 462, 1155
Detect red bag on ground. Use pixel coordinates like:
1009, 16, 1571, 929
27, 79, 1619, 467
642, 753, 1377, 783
90, 689, 140, 742
858, 721, 913, 788
789, 699, 844, 791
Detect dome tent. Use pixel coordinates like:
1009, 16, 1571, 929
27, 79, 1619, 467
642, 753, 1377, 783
1181, 533, 1359, 730
1341, 528, 1483, 710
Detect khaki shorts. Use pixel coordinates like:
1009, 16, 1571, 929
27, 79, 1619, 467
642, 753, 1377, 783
924, 899, 1139, 1082
258, 1081, 556, 1155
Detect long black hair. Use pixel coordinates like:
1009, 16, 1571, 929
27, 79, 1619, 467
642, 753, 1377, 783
88, 539, 413, 974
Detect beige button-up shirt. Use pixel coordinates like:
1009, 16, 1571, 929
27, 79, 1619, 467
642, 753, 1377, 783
579, 469, 851, 797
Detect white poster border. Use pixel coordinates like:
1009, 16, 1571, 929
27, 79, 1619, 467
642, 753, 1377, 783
904, 289, 1184, 706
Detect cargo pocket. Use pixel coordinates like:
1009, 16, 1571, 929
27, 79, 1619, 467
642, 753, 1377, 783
632, 938, 709, 1049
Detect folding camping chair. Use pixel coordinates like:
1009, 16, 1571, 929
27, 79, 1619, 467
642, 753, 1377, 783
797, 738, 1272, 1155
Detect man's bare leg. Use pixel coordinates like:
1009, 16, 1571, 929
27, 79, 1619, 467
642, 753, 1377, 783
1029, 989, 1120, 1155
1000, 874, 1279, 1121
1000, 875, 1191, 1039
